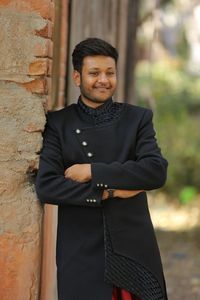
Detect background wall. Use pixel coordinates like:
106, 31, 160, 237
0, 1, 55, 299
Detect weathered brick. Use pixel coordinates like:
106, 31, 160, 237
29, 58, 49, 76
0, 0, 54, 20
0, 230, 41, 300
35, 20, 53, 38
0, 1, 58, 299
0, 0, 12, 5
34, 40, 48, 57
49, 1, 55, 22
48, 39, 54, 58
0, 81, 45, 298
48, 59, 53, 76
23, 123, 43, 133
34, 39, 53, 58
20, 78, 47, 94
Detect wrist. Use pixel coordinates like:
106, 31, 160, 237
102, 190, 108, 200
87, 164, 92, 180
107, 189, 116, 198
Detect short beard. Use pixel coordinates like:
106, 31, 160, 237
79, 76, 112, 104
80, 88, 107, 103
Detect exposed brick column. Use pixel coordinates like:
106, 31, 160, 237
57, 0, 69, 108
0, 1, 55, 299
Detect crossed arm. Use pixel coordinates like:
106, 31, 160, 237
64, 163, 144, 200
36, 109, 168, 206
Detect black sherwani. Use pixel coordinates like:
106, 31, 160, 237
36, 97, 168, 300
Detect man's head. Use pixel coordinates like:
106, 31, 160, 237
72, 38, 118, 72
72, 38, 118, 107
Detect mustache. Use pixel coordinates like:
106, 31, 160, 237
94, 85, 110, 88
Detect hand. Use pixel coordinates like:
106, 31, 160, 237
64, 164, 91, 183
102, 189, 144, 200
102, 190, 109, 200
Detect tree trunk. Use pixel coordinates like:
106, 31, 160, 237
125, 0, 140, 104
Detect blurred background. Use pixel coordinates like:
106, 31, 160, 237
135, 1, 200, 298
136, 0, 200, 202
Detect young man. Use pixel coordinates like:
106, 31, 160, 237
36, 38, 168, 300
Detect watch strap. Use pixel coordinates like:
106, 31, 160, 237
107, 189, 115, 198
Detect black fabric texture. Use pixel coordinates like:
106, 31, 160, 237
103, 214, 167, 300
77, 96, 123, 126
36, 96, 168, 300
77, 97, 167, 300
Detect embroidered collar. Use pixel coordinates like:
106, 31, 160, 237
77, 95, 123, 126
77, 96, 113, 117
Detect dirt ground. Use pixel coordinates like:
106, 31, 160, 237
148, 193, 200, 300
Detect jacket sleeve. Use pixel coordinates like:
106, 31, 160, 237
35, 113, 103, 207
91, 109, 168, 191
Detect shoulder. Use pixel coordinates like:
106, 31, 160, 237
114, 101, 153, 121
46, 104, 77, 127
47, 103, 76, 119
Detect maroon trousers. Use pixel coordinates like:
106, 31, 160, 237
112, 286, 141, 300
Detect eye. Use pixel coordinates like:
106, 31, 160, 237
89, 72, 99, 76
107, 71, 115, 76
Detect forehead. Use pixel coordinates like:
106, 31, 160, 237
82, 55, 116, 69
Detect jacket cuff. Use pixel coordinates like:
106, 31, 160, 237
91, 163, 111, 190
84, 185, 104, 207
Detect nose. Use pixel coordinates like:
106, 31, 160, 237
98, 73, 109, 84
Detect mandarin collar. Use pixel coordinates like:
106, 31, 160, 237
77, 96, 113, 117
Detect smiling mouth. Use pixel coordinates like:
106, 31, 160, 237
95, 87, 109, 90
97, 88, 109, 93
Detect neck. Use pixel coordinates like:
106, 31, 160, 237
80, 96, 109, 109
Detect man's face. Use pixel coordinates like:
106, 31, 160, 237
73, 55, 117, 106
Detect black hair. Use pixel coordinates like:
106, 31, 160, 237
72, 37, 118, 72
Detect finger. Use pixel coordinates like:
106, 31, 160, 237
65, 171, 72, 179
64, 169, 69, 175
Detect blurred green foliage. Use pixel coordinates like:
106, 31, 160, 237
179, 186, 198, 204
135, 60, 200, 199
176, 27, 189, 60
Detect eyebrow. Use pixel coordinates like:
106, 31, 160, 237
88, 67, 115, 70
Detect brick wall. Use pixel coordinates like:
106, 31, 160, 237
0, 1, 55, 299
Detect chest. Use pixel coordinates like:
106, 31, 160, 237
59, 113, 139, 167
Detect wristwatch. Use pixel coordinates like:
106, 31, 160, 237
107, 189, 115, 198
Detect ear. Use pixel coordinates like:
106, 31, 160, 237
73, 70, 81, 87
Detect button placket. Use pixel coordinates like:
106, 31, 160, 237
74, 128, 95, 160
